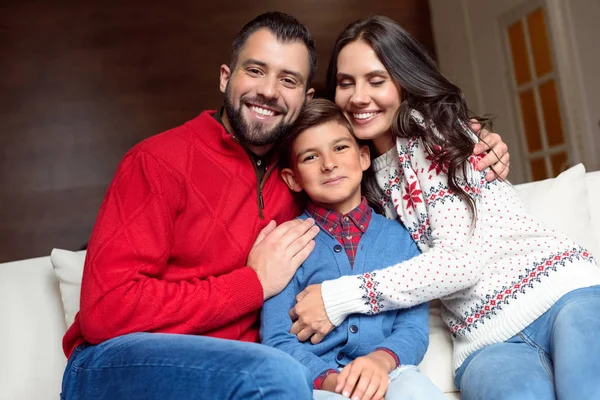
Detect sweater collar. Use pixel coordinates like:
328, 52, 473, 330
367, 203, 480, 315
186, 110, 276, 165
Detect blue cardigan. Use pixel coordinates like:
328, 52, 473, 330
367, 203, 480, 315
260, 210, 428, 382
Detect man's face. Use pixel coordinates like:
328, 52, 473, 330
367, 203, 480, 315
220, 29, 314, 150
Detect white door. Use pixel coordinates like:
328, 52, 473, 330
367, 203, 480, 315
428, 0, 600, 183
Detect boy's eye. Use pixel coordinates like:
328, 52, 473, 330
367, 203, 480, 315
334, 145, 349, 151
301, 154, 317, 162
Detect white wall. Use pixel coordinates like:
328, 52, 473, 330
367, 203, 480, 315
429, 0, 600, 183
565, 0, 600, 171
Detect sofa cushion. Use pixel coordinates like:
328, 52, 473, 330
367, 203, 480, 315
50, 249, 86, 327
514, 164, 599, 257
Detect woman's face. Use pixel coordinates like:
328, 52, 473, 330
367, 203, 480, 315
334, 40, 402, 155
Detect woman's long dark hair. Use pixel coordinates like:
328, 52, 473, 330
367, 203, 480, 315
326, 15, 492, 217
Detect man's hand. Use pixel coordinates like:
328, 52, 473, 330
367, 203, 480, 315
289, 283, 334, 344
247, 219, 318, 300
334, 351, 394, 400
469, 120, 510, 182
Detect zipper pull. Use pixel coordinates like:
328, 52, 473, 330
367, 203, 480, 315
259, 191, 265, 209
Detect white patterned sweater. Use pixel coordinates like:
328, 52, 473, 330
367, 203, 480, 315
321, 111, 599, 371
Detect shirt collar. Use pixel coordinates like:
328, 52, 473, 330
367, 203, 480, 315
306, 197, 371, 234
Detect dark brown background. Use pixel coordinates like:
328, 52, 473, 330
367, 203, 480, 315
0, 1, 434, 263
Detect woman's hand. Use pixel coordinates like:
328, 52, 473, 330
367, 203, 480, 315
334, 351, 394, 400
469, 120, 510, 182
289, 284, 334, 344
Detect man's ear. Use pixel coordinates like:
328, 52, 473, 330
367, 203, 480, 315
305, 87, 315, 101
219, 64, 231, 94
281, 168, 303, 192
359, 144, 371, 171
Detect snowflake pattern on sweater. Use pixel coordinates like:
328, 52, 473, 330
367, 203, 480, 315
321, 110, 600, 369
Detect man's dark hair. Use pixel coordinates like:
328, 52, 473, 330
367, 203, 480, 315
279, 98, 383, 214
230, 12, 317, 89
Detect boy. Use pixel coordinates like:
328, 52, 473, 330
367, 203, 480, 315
260, 99, 445, 400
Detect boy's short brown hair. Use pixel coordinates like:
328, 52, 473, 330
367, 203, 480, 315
279, 98, 358, 169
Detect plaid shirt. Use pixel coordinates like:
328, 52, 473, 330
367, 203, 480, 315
305, 197, 372, 268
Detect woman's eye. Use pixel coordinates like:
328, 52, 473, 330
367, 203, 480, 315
370, 80, 385, 86
337, 81, 353, 88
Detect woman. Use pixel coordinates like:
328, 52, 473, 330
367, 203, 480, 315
291, 15, 600, 400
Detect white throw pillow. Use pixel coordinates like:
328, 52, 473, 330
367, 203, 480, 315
50, 248, 85, 327
514, 163, 598, 255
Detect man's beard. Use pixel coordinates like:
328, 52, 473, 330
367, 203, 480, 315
224, 88, 293, 147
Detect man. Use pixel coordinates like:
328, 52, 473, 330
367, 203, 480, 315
61, 12, 509, 400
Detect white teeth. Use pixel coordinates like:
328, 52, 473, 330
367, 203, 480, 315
250, 105, 275, 117
353, 112, 378, 120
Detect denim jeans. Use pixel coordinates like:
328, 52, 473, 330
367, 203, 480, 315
61, 332, 313, 400
455, 285, 600, 400
313, 365, 445, 400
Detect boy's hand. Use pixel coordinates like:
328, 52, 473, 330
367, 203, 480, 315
469, 120, 510, 181
335, 351, 394, 400
321, 372, 339, 393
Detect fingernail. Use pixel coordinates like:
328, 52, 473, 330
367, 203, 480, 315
342, 391, 349, 397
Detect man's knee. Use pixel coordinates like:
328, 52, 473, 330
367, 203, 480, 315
245, 347, 312, 399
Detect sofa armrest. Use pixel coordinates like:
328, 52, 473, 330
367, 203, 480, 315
0, 256, 67, 399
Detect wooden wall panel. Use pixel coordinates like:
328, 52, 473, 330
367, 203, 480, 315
0, 0, 434, 262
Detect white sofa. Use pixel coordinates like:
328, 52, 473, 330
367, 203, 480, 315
2, 164, 599, 400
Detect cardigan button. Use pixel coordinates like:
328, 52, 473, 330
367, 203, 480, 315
336, 352, 344, 361
349, 325, 358, 334
333, 245, 343, 253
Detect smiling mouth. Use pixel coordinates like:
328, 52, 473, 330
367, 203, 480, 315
350, 111, 381, 121
246, 103, 282, 118
323, 177, 345, 185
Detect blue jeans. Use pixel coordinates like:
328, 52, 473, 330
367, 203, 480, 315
455, 286, 600, 400
61, 332, 313, 400
313, 365, 445, 400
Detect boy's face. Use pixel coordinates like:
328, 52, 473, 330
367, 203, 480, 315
282, 121, 370, 214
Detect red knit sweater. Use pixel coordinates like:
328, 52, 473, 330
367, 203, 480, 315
63, 111, 301, 357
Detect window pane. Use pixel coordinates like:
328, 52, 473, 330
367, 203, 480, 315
530, 157, 548, 181
527, 8, 553, 77
539, 80, 565, 147
508, 20, 531, 85
550, 152, 568, 177
519, 89, 543, 152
